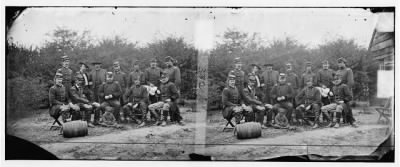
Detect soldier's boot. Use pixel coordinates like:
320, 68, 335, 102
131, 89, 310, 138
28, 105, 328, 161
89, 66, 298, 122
93, 108, 101, 125
139, 112, 146, 127
333, 112, 340, 128
323, 112, 332, 127
312, 112, 320, 129
161, 110, 168, 126
84, 111, 94, 128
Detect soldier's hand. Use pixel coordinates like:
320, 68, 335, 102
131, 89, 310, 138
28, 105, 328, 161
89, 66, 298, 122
109, 95, 113, 98
133, 103, 138, 108
277, 97, 282, 101
165, 99, 171, 102
338, 100, 344, 104
299, 104, 305, 108
305, 105, 311, 111
105, 96, 109, 100
127, 103, 133, 106
156, 90, 160, 94
261, 84, 265, 87
241, 104, 246, 108
281, 96, 286, 100
328, 92, 334, 96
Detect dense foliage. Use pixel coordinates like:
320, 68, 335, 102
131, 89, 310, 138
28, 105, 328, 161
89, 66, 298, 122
7, 27, 198, 115
208, 29, 378, 109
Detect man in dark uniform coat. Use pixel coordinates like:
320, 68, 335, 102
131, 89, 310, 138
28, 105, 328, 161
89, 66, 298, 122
49, 73, 73, 123
69, 72, 95, 127
122, 77, 149, 127
260, 63, 279, 104
221, 74, 244, 125
144, 58, 162, 87
227, 57, 246, 93
56, 55, 73, 92
300, 61, 317, 89
97, 72, 123, 123
88, 61, 107, 102
270, 73, 295, 125
128, 62, 145, 87
242, 74, 268, 127
316, 60, 335, 88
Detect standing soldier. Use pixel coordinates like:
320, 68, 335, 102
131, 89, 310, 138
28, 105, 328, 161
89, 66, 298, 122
128, 62, 145, 88
285, 62, 300, 107
316, 60, 335, 88
78, 62, 90, 90
112, 61, 128, 91
56, 55, 73, 92
285, 62, 300, 93
88, 61, 107, 103
122, 77, 149, 127
260, 63, 279, 104
336, 57, 354, 89
49, 73, 73, 123
144, 58, 162, 87
300, 61, 317, 89
270, 73, 295, 125
227, 57, 246, 92
221, 74, 244, 125
97, 72, 123, 123
69, 72, 95, 127
242, 74, 267, 127
164, 56, 181, 90
249, 64, 263, 101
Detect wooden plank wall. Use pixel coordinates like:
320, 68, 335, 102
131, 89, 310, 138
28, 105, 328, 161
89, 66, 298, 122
370, 31, 394, 61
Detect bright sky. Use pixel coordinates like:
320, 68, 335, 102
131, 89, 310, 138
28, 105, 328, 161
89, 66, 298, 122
8, 7, 377, 49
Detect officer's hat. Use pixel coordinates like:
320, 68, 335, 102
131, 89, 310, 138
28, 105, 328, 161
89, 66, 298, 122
337, 57, 347, 64
91, 61, 102, 65
113, 61, 120, 67
54, 72, 63, 79
79, 62, 89, 69
61, 55, 70, 62
248, 74, 257, 82
75, 72, 84, 81
250, 64, 261, 70
233, 57, 242, 64
106, 71, 113, 78
264, 63, 273, 67
305, 61, 312, 67
322, 60, 329, 65
227, 73, 236, 80
165, 56, 174, 62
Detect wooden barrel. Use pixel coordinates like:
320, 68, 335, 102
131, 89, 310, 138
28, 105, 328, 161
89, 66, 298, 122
236, 122, 262, 139
63, 121, 88, 138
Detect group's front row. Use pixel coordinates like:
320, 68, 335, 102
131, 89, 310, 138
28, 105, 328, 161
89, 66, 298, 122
222, 72, 358, 129
49, 70, 184, 128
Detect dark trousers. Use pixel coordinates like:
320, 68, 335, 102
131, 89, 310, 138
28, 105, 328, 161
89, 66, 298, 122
263, 85, 273, 104
169, 101, 182, 122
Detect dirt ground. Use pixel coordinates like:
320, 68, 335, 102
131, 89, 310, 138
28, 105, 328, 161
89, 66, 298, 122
7, 105, 392, 160
205, 106, 393, 160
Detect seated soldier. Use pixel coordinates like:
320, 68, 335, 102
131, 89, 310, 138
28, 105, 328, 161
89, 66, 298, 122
270, 73, 295, 126
295, 78, 331, 128
97, 72, 123, 124
122, 77, 149, 127
69, 72, 96, 127
320, 74, 357, 128
148, 72, 183, 126
221, 74, 247, 125
272, 108, 290, 129
49, 73, 74, 123
242, 74, 268, 127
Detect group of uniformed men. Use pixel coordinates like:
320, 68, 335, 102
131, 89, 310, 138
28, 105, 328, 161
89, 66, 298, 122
222, 57, 358, 129
49, 55, 184, 128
